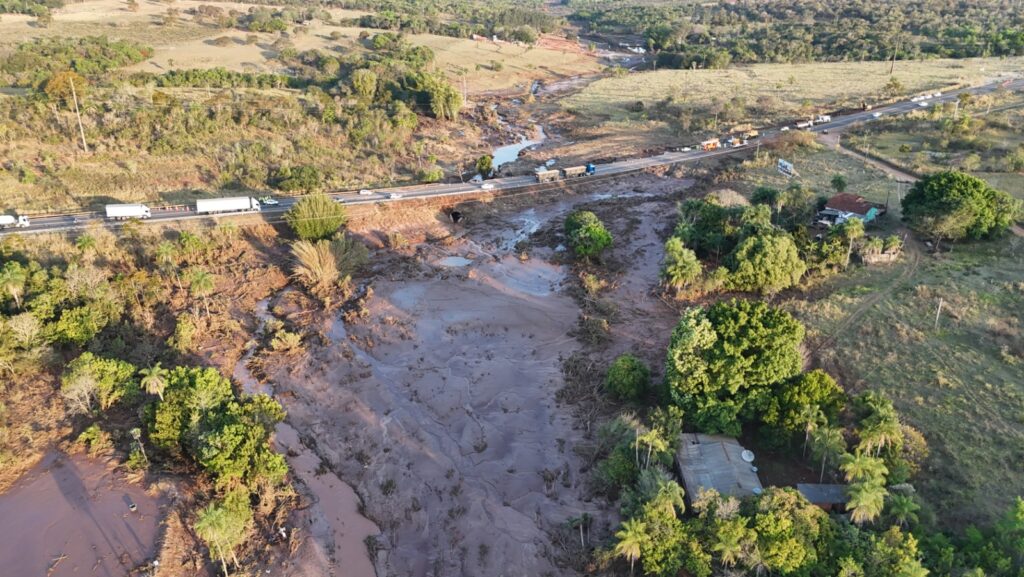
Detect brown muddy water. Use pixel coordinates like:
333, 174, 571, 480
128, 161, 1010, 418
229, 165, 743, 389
0, 452, 164, 577
235, 300, 381, 577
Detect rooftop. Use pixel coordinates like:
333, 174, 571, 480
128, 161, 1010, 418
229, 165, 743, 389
824, 192, 877, 216
675, 433, 763, 499
797, 483, 849, 505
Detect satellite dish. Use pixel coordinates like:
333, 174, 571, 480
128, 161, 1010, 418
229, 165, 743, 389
741, 450, 755, 463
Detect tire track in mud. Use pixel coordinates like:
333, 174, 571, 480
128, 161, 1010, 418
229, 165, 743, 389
808, 241, 922, 356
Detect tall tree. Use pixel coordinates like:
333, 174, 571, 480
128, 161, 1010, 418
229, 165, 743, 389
614, 518, 648, 577
139, 362, 169, 401
661, 237, 702, 293
194, 489, 253, 576
839, 453, 888, 484
886, 494, 920, 529
0, 261, 27, 309
188, 268, 216, 317
847, 481, 887, 525
811, 426, 846, 482
902, 171, 1021, 245
45, 71, 90, 152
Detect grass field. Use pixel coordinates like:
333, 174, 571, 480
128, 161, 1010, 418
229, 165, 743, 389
562, 58, 1024, 124
787, 235, 1024, 526
846, 102, 1024, 200
732, 144, 903, 214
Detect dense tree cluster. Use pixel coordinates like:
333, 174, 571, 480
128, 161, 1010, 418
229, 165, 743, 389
572, 0, 1024, 69
0, 0, 61, 15
902, 171, 1021, 246
593, 291, 1024, 577
0, 36, 152, 88
343, 0, 561, 43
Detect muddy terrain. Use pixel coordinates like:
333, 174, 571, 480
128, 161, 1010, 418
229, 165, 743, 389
248, 172, 694, 576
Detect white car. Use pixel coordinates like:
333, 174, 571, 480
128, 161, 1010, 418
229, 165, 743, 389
389, 193, 403, 200
682, 147, 693, 152
780, 126, 791, 132
934, 92, 942, 97
257, 196, 279, 206
480, 183, 495, 190
872, 112, 883, 118
918, 102, 928, 107
358, 189, 373, 196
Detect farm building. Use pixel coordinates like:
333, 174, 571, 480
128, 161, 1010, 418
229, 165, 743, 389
818, 192, 886, 224
675, 434, 763, 500
797, 484, 849, 512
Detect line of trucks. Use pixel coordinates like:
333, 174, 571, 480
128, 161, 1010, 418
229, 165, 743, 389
1, 197, 262, 229
535, 163, 597, 183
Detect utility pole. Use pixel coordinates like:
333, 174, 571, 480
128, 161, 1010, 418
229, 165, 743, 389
69, 77, 88, 153
889, 35, 901, 76
934, 298, 944, 330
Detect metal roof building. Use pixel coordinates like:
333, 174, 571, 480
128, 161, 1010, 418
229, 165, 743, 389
675, 433, 763, 499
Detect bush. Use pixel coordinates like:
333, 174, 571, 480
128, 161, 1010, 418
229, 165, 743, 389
605, 354, 650, 400
274, 165, 322, 193
284, 194, 349, 241
565, 210, 612, 259
727, 233, 806, 295
417, 166, 444, 183
902, 170, 1021, 243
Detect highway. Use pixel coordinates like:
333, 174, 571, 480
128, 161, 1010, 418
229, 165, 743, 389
3, 77, 1022, 237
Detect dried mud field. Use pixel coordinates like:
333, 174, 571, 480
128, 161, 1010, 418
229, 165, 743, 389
249, 172, 694, 576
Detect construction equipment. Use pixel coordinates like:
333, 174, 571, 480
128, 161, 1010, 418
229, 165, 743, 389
105, 204, 151, 220
700, 138, 720, 151
195, 197, 261, 214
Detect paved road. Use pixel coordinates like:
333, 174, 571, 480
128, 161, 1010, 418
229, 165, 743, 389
3, 77, 1022, 237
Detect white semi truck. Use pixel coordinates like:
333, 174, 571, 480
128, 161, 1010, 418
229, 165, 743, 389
195, 197, 261, 214
105, 204, 152, 220
0, 214, 30, 229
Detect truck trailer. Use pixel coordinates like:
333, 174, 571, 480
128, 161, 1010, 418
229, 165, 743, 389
0, 214, 30, 229
562, 166, 589, 178
700, 138, 720, 151
195, 197, 261, 214
105, 204, 152, 220
536, 169, 561, 183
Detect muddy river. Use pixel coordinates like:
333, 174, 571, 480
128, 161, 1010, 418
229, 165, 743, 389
0, 452, 164, 577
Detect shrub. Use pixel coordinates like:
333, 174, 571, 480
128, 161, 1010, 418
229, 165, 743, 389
417, 166, 444, 183
284, 194, 348, 240
605, 354, 650, 401
274, 165, 322, 193
902, 170, 1021, 242
61, 352, 138, 414
727, 233, 806, 295
565, 210, 612, 259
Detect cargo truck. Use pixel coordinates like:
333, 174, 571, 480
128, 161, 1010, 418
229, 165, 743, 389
700, 138, 720, 151
0, 214, 30, 229
562, 166, 589, 178
105, 204, 151, 220
195, 197, 261, 214
815, 114, 832, 123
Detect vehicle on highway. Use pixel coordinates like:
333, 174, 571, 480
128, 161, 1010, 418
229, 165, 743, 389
815, 115, 832, 123
389, 193, 403, 200
195, 197, 261, 215
257, 196, 279, 206
934, 92, 942, 97
0, 214, 30, 229
358, 189, 373, 196
796, 121, 813, 130
536, 169, 561, 183
105, 204, 151, 220
480, 183, 495, 190
918, 102, 929, 107
822, 129, 830, 134
872, 112, 883, 118
681, 147, 692, 152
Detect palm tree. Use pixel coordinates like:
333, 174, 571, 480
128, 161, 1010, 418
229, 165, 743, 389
858, 416, 902, 457
847, 480, 887, 525
713, 517, 752, 568
139, 362, 169, 401
886, 494, 920, 529
0, 262, 27, 309
613, 518, 647, 577
799, 403, 824, 457
839, 453, 888, 484
188, 268, 215, 317
811, 426, 846, 483
637, 429, 668, 469
155, 241, 181, 289
75, 233, 97, 262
